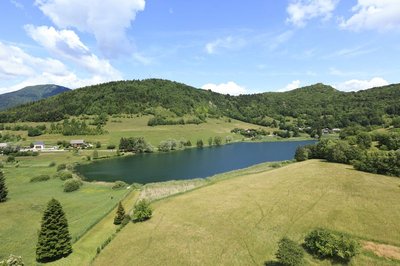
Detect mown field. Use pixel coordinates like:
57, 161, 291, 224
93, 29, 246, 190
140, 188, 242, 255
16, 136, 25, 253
2, 115, 309, 148
94, 160, 400, 266
0, 152, 130, 265
0, 117, 285, 264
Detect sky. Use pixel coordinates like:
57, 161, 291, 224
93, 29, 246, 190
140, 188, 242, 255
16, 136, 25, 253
0, 0, 400, 95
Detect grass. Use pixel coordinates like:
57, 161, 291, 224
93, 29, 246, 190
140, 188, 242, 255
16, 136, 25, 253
93, 160, 400, 266
3, 115, 308, 149
0, 152, 129, 265
0, 116, 282, 264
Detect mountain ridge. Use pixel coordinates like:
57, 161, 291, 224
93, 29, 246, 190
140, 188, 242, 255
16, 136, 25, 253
0, 79, 399, 129
0, 84, 70, 111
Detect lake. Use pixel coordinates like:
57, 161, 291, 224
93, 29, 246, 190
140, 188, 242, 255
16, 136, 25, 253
76, 140, 316, 184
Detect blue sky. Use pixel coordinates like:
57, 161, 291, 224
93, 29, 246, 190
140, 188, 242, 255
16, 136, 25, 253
1, 0, 400, 94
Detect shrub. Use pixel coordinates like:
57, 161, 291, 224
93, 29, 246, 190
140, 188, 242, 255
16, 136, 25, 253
304, 229, 360, 262
294, 146, 308, 162
112, 181, 128, 190
48, 161, 56, 167
214, 136, 222, 146
54, 171, 73, 181
95, 141, 101, 148
132, 200, 152, 222
107, 144, 116, 149
196, 139, 204, 148
30, 175, 51, 183
57, 164, 66, 171
0, 171, 8, 203
0, 254, 24, 266
276, 237, 304, 266
63, 179, 82, 192
6, 156, 15, 163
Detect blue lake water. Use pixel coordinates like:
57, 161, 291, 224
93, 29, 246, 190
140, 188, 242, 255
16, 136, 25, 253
76, 140, 316, 184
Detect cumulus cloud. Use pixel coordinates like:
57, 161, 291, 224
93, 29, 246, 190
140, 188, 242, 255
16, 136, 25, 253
287, 0, 338, 27
205, 36, 246, 54
335, 77, 389, 91
279, 80, 301, 92
340, 0, 400, 31
35, 0, 145, 57
201, 81, 247, 95
0, 42, 118, 94
25, 25, 121, 80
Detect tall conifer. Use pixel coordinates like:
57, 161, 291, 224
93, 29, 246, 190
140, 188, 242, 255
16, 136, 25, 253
36, 198, 72, 262
0, 171, 8, 202
114, 201, 126, 225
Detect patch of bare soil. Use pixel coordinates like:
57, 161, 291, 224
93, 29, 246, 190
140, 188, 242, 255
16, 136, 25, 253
363, 241, 400, 261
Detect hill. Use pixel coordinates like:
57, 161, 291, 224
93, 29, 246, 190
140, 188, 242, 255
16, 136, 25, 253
93, 160, 400, 265
0, 84, 70, 111
0, 79, 399, 129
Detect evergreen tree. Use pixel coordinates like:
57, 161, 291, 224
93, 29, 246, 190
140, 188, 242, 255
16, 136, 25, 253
0, 171, 8, 202
113, 201, 126, 225
36, 198, 72, 262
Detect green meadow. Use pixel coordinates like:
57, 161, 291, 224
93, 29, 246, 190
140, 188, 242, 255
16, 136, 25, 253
93, 160, 400, 266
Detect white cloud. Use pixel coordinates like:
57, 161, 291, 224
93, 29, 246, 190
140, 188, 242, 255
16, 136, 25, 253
269, 30, 294, 50
287, 0, 339, 27
340, 0, 400, 31
0, 42, 119, 94
279, 80, 301, 92
24, 25, 121, 80
10, 0, 24, 9
201, 81, 247, 95
35, 0, 145, 57
205, 36, 246, 54
335, 77, 389, 91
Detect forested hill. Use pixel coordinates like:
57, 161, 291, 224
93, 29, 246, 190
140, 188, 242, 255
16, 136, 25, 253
0, 84, 70, 111
0, 79, 399, 128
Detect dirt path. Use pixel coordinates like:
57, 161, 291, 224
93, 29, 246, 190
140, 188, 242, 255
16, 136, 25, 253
363, 241, 400, 261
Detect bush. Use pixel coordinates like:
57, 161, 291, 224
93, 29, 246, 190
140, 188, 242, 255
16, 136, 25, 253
6, 156, 15, 163
30, 175, 50, 183
57, 164, 66, 171
107, 144, 116, 150
0, 254, 24, 266
294, 146, 308, 162
132, 200, 152, 222
196, 139, 204, 148
214, 136, 222, 146
112, 181, 128, 190
55, 171, 73, 181
304, 229, 360, 262
63, 179, 82, 192
48, 161, 56, 167
95, 141, 101, 148
276, 237, 304, 266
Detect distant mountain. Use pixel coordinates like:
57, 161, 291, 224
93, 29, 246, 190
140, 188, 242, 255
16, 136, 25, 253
0, 79, 399, 129
0, 84, 70, 111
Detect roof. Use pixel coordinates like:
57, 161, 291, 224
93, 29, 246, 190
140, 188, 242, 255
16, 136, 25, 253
34, 141, 45, 145
70, 140, 85, 144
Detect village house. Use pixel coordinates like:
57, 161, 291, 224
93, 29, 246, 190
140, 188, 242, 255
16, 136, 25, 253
33, 141, 45, 151
70, 140, 87, 148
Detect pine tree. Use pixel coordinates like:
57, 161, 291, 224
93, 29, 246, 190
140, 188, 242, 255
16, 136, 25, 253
36, 198, 72, 262
0, 171, 8, 203
113, 201, 126, 225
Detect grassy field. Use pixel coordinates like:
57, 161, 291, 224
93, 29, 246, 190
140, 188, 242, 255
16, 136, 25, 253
93, 160, 400, 266
2, 115, 309, 148
0, 117, 286, 264
0, 152, 129, 265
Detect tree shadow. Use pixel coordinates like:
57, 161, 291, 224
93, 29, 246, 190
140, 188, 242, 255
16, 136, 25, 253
264, 261, 281, 266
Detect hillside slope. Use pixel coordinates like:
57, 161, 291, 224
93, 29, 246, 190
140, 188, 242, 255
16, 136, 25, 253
1, 79, 399, 128
0, 84, 70, 111
93, 160, 400, 266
